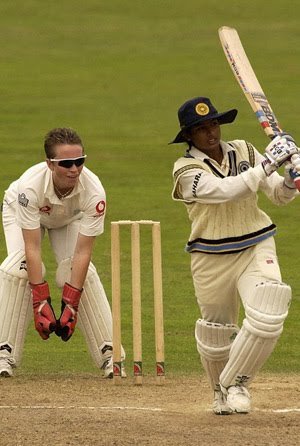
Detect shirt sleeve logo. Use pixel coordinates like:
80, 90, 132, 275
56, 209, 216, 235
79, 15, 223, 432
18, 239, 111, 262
95, 200, 106, 217
18, 193, 29, 208
192, 172, 202, 197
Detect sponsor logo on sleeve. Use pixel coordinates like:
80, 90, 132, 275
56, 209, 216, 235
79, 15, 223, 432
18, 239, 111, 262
94, 200, 106, 217
192, 173, 202, 197
18, 193, 29, 208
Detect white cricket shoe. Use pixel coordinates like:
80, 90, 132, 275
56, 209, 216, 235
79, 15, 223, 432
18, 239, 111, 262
0, 358, 14, 377
102, 357, 127, 379
213, 390, 233, 415
226, 385, 251, 413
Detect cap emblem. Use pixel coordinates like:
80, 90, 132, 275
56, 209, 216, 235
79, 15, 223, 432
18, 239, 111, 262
195, 102, 209, 116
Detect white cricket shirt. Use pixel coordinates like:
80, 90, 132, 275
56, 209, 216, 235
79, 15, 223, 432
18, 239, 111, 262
4, 162, 106, 236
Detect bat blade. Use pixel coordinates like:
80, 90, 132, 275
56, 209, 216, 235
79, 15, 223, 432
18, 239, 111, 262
218, 26, 282, 138
218, 26, 300, 190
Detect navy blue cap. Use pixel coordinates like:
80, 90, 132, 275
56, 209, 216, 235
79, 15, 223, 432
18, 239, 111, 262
170, 96, 238, 144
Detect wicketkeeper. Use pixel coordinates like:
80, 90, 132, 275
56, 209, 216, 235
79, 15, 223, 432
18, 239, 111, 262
170, 96, 300, 414
0, 127, 125, 378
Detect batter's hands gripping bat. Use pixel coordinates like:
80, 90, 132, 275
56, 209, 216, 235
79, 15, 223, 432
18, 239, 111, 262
218, 26, 300, 190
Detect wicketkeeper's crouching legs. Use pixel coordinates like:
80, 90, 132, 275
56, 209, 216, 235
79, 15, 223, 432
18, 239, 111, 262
0, 251, 32, 376
56, 259, 125, 377
219, 281, 291, 412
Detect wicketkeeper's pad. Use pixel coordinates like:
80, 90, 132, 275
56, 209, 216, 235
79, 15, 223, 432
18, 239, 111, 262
56, 258, 125, 367
0, 250, 32, 366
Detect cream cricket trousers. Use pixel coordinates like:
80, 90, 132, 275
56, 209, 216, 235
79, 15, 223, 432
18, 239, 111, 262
191, 237, 282, 325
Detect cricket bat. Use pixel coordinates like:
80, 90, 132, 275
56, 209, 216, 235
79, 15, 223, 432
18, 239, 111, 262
218, 26, 300, 190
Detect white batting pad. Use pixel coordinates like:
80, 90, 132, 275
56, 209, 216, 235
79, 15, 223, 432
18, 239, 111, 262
195, 319, 239, 391
56, 258, 125, 368
0, 250, 32, 366
220, 281, 291, 389
55, 257, 72, 287
76, 261, 126, 367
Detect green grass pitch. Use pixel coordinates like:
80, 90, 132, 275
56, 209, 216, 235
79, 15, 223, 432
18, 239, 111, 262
0, 0, 299, 377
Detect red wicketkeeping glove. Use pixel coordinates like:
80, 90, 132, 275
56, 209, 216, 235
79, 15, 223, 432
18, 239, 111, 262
30, 282, 57, 340
55, 283, 82, 342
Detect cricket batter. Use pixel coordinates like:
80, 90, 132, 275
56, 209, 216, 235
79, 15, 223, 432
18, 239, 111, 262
0, 127, 124, 378
171, 97, 300, 414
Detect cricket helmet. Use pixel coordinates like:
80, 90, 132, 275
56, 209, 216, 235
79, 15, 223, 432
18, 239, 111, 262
169, 96, 238, 144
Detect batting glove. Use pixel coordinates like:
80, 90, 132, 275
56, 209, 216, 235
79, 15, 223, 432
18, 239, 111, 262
262, 134, 299, 176
287, 154, 300, 190
291, 153, 300, 173
30, 282, 57, 340
283, 161, 297, 189
278, 132, 296, 144
56, 283, 82, 342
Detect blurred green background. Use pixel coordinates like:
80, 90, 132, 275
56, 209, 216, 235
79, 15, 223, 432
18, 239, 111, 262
0, 0, 299, 378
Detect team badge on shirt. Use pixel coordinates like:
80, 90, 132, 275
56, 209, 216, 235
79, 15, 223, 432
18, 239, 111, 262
238, 161, 250, 173
18, 193, 29, 207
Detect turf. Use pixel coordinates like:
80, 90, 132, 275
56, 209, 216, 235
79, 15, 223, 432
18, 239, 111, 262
0, 0, 299, 377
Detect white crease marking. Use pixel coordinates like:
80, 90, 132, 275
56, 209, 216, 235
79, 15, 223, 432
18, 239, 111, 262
0, 405, 163, 412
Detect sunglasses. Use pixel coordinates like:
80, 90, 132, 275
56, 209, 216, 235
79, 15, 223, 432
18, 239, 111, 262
49, 155, 87, 168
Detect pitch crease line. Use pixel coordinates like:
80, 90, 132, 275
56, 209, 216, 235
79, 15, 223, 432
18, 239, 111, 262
203, 407, 300, 414
0, 405, 163, 412
265, 408, 300, 413
2, 405, 300, 413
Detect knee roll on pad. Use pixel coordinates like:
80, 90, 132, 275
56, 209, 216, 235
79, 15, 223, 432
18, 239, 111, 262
244, 281, 291, 338
195, 319, 239, 361
0, 250, 46, 279
0, 250, 28, 279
